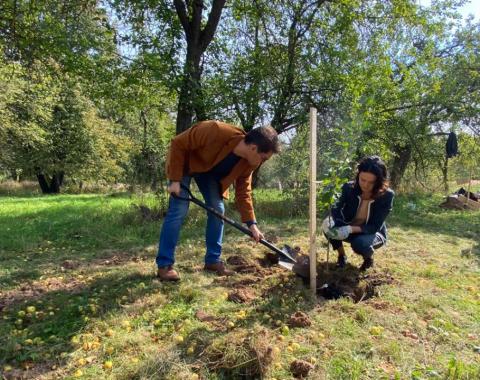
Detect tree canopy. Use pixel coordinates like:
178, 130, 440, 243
0, 0, 479, 193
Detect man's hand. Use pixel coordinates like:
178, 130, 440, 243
168, 181, 181, 196
325, 225, 352, 240
249, 224, 264, 243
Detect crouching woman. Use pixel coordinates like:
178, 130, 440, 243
323, 156, 394, 271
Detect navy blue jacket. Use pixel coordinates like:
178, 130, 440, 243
331, 181, 394, 237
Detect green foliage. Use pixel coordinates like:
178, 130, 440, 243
259, 122, 354, 213
0, 58, 57, 173
2, 0, 480, 193
451, 133, 480, 182
0, 57, 130, 185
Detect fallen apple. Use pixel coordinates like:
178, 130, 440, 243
369, 326, 384, 336
103, 360, 113, 370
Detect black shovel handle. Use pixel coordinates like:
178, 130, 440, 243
171, 183, 296, 263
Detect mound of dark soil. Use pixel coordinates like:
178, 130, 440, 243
288, 311, 312, 328
290, 359, 314, 378
227, 287, 256, 303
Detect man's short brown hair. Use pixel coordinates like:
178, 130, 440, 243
244, 126, 280, 153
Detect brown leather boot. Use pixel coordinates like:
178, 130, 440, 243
157, 266, 180, 281
204, 262, 235, 276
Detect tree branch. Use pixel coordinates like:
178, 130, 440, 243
200, 0, 227, 52
173, 0, 190, 37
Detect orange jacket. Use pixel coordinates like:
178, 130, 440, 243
166, 120, 258, 222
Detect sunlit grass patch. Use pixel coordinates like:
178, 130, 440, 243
0, 191, 479, 379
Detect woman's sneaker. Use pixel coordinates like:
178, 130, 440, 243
359, 257, 373, 271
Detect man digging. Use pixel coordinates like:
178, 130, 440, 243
156, 120, 280, 281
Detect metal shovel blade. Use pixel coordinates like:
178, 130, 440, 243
277, 250, 311, 280
278, 260, 295, 271
278, 244, 298, 263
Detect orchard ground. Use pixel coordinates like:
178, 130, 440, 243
0, 186, 479, 379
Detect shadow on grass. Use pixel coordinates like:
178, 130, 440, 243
0, 267, 42, 289
0, 270, 159, 375
461, 242, 480, 263
0, 248, 155, 289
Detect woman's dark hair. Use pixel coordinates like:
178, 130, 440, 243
244, 126, 280, 153
354, 155, 389, 197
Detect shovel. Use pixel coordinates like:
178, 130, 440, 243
172, 184, 297, 264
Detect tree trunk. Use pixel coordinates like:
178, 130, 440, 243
35, 168, 65, 194
10, 169, 19, 181
271, 15, 298, 131
441, 156, 449, 194
50, 172, 64, 193
390, 145, 412, 190
36, 173, 51, 194
173, 0, 227, 134
176, 47, 203, 134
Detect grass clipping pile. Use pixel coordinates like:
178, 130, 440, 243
200, 328, 275, 378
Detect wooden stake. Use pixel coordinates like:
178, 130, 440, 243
309, 107, 317, 293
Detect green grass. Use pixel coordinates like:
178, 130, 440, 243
0, 190, 479, 379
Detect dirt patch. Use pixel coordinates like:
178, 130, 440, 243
1, 362, 60, 380
291, 261, 397, 303
263, 251, 280, 265
346, 272, 396, 302
236, 264, 262, 274
233, 276, 262, 286
290, 359, 314, 378
225, 255, 275, 276
60, 260, 79, 270
291, 246, 303, 256
226, 255, 250, 266
195, 309, 216, 322
360, 271, 395, 287
194, 309, 229, 331
227, 287, 256, 303
365, 299, 404, 313
402, 329, 420, 340
288, 311, 312, 328
213, 270, 276, 287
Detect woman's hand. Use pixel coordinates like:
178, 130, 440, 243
326, 225, 352, 240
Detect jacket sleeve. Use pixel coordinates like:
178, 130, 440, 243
361, 191, 394, 234
166, 122, 220, 181
234, 173, 256, 223
331, 183, 349, 227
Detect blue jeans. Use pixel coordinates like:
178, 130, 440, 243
156, 174, 225, 268
328, 232, 386, 258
